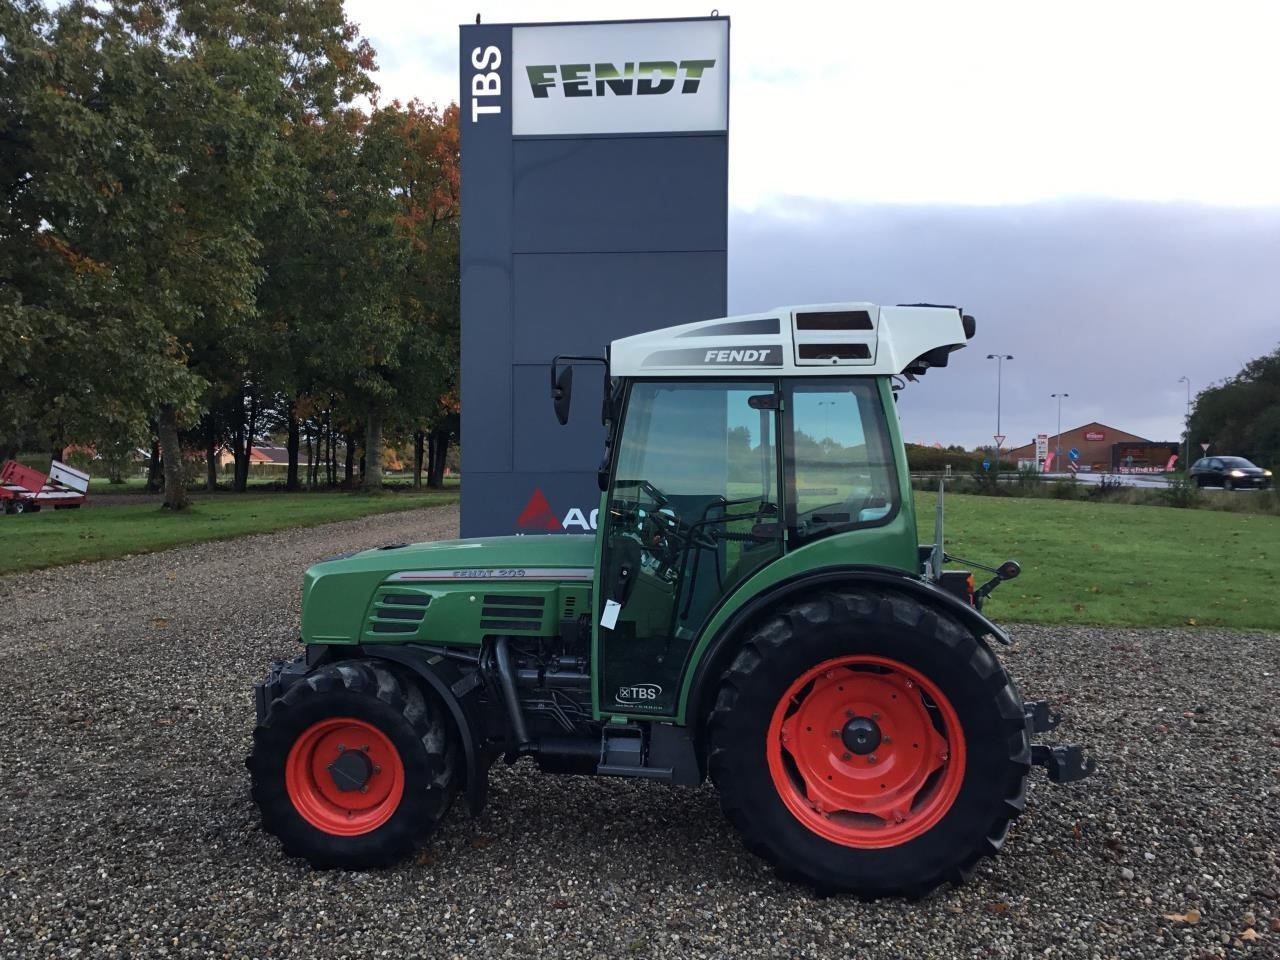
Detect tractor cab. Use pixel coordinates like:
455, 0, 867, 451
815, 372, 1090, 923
553, 303, 971, 717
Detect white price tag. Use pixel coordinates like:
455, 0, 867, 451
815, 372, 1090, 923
600, 599, 622, 630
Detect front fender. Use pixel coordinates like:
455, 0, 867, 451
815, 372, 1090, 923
681, 566, 1011, 730
357, 644, 492, 816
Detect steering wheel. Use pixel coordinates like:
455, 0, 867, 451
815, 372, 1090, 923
646, 506, 718, 552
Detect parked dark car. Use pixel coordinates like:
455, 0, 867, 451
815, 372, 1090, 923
1188, 456, 1273, 489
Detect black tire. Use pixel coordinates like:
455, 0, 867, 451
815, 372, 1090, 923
11, 500, 28, 515
706, 589, 1030, 897
248, 659, 457, 868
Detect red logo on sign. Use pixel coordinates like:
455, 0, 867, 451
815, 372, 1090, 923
516, 488, 561, 531
1085, 431, 1105, 441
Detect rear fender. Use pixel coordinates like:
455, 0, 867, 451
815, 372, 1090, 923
684, 565, 1011, 738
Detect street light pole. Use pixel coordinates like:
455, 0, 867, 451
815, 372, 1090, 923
986, 354, 1013, 475
1177, 376, 1191, 472
818, 399, 835, 441
1051, 392, 1069, 473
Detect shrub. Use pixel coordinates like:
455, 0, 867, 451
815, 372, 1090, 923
1050, 477, 1083, 500
1158, 475, 1203, 509
905, 444, 983, 473
1014, 467, 1043, 494
969, 469, 1008, 496
1087, 474, 1129, 501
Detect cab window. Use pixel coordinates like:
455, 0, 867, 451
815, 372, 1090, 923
784, 378, 897, 545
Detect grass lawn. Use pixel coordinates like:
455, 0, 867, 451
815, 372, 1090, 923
0, 489, 459, 576
916, 490, 1280, 630
5, 482, 1277, 631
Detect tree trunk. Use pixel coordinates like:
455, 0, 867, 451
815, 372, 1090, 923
230, 386, 248, 492
343, 432, 354, 486
363, 408, 382, 492
428, 429, 450, 488
317, 413, 327, 487
241, 392, 259, 491
157, 404, 189, 511
146, 435, 162, 492
205, 431, 217, 492
286, 404, 300, 491
413, 431, 424, 488
332, 424, 343, 488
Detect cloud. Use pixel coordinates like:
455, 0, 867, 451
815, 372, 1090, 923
348, 0, 1280, 206
729, 200, 1280, 448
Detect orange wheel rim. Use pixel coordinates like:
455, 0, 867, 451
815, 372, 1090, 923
766, 655, 966, 848
285, 718, 405, 836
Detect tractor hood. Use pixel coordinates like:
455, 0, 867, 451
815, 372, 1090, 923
300, 535, 596, 644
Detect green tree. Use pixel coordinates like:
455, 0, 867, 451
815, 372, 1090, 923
1187, 345, 1280, 469
1, 2, 180, 464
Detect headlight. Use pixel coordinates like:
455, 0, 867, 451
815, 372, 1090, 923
1230, 469, 1246, 477
1266, 470, 1273, 477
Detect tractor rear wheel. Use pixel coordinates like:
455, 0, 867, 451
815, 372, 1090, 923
707, 589, 1030, 897
248, 659, 457, 868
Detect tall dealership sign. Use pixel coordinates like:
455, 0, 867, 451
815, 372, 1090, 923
459, 17, 730, 536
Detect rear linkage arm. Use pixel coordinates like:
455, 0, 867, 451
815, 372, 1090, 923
1023, 699, 1097, 784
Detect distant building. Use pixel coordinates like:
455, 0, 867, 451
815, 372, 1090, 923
215, 446, 308, 471
1006, 422, 1180, 473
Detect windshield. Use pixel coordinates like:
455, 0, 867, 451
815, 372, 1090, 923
1220, 457, 1258, 468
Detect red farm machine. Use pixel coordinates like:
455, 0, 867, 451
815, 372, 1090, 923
1, 459, 91, 515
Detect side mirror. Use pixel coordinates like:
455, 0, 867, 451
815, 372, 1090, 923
552, 365, 573, 425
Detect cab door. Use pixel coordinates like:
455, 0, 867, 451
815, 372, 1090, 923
595, 379, 783, 717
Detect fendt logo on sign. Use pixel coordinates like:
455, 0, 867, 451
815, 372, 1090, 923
512, 19, 729, 136
525, 59, 717, 99
516, 488, 598, 532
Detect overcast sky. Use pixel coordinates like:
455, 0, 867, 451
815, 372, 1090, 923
347, 0, 1280, 449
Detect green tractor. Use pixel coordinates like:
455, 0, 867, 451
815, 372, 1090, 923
248, 302, 1093, 896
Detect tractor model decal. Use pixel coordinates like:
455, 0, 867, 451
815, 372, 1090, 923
388, 568, 593, 581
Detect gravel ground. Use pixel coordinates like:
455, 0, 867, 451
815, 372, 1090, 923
1, 505, 1277, 959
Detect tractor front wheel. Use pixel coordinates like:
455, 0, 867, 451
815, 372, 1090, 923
707, 590, 1030, 897
248, 659, 457, 868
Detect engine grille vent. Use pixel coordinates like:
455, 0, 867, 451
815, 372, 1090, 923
368, 592, 430, 634
481, 594, 546, 632
562, 595, 577, 619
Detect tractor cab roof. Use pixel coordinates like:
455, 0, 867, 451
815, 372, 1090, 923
610, 302, 975, 378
